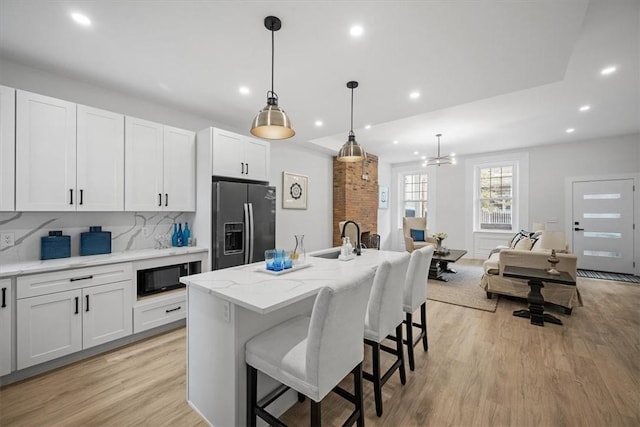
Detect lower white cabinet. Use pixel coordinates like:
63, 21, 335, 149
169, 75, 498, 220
16, 264, 133, 370
133, 291, 185, 334
0, 278, 12, 376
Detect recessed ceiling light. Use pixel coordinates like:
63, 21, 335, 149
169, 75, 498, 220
421, 156, 426, 160
364, 124, 371, 130
393, 140, 399, 145
450, 152, 456, 157
409, 91, 420, 99
350, 25, 364, 37
600, 66, 617, 75
579, 105, 591, 112
566, 128, 575, 133
421, 163, 427, 168
71, 12, 91, 26
239, 86, 250, 95
314, 120, 323, 127
413, 151, 419, 155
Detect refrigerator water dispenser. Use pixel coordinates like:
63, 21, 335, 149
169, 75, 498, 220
224, 223, 244, 254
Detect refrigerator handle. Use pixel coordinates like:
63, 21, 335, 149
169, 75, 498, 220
243, 203, 250, 265
248, 203, 255, 263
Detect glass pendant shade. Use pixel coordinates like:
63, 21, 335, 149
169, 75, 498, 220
251, 96, 295, 139
426, 133, 455, 166
337, 133, 366, 162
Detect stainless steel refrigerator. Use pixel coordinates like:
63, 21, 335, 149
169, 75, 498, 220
211, 180, 276, 270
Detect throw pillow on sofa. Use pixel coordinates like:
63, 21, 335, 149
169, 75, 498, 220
410, 229, 425, 241
514, 237, 533, 250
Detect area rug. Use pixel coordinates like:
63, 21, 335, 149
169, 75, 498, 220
427, 259, 498, 312
577, 269, 640, 284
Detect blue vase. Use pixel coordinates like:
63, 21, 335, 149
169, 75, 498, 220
171, 223, 178, 247
177, 223, 184, 247
183, 222, 191, 246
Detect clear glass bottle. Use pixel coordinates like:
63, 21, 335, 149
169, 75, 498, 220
293, 234, 306, 265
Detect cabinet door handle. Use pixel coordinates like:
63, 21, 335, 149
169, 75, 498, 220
245, 163, 248, 175
75, 296, 79, 314
69, 189, 74, 205
70, 275, 93, 282
165, 193, 168, 207
240, 162, 244, 174
165, 306, 181, 313
158, 193, 162, 207
1, 287, 6, 308
85, 295, 90, 312
79, 189, 84, 205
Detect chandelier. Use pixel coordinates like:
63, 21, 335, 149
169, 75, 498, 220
426, 134, 456, 166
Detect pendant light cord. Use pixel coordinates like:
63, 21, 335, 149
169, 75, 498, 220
350, 87, 354, 134
271, 26, 275, 95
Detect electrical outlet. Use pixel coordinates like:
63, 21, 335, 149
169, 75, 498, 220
1, 232, 15, 249
222, 301, 230, 322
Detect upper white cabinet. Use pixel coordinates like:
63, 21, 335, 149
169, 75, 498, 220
211, 128, 270, 182
15, 91, 125, 211
125, 117, 195, 211
0, 278, 12, 376
0, 85, 15, 212
15, 90, 76, 211
76, 105, 125, 211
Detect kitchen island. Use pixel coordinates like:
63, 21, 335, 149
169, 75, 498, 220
180, 248, 406, 427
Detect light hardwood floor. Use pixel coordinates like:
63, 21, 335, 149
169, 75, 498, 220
1, 276, 639, 426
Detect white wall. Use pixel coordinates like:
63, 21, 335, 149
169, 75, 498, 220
377, 160, 392, 249
269, 143, 334, 253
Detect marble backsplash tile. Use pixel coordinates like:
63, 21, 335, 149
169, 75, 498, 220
0, 211, 195, 265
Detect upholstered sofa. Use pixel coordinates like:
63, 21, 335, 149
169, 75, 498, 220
403, 217, 437, 252
481, 247, 583, 314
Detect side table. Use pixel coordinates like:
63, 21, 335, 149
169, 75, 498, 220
502, 266, 576, 326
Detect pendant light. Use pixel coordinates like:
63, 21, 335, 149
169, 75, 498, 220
337, 81, 366, 162
250, 16, 295, 140
426, 133, 456, 166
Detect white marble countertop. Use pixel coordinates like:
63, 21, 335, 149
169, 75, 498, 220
0, 246, 208, 277
180, 248, 406, 314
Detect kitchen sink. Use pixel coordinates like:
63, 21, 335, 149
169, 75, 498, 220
310, 250, 341, 259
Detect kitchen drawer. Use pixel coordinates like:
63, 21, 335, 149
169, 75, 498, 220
17, 263, 133, 299
133, 292, 185, 333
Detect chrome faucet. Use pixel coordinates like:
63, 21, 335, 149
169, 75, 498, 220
341, 220, 362, 256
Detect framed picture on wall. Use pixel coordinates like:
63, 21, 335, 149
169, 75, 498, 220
379, 185, 389, 209
282, 171, 308, 209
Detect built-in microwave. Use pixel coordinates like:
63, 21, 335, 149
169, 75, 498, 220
137, 261, 201, 297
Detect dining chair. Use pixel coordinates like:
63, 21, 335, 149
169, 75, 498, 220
363, 253, 411, 416
245, 269, 375, 426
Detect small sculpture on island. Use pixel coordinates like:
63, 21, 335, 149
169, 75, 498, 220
433, 232, 449, 255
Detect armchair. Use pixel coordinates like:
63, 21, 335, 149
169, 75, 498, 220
402, 217, 436, 252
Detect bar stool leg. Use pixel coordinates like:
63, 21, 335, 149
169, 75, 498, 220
396, 324, 406, 385
310, 400, 321, 426
421, 302, 428, 351
371, 341, 383, 416
246, 364, 257, 427
405, 312, 415, 371
353, 363, 364, 427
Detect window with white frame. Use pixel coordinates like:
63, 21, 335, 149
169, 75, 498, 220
403, 173, 428, 218
476, 164, 514, 231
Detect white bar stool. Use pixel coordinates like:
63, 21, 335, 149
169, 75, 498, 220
362, 253, 411, 417
402, 245, 434, 371
245, 269, 375, 426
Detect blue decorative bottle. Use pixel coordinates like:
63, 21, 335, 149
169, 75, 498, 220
177, 223, 184, 247
183, 222, 191, 246
171, 223, 178, 247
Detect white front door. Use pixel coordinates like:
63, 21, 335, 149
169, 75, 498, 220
572, 178, 635, 274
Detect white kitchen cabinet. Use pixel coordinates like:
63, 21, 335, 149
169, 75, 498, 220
15, 90, 76, 211
0, 85, 15, 212
15, 91, 125, 211
17, 289, 83, 369
16, 263, 133, 369
211, 128, 270, 182
76, 105, 125, 211
0, 278, 12, 376
82, 281, 132, 349
125, 117, 195, 211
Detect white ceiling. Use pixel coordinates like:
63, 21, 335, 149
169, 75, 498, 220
1, 0, 638, 165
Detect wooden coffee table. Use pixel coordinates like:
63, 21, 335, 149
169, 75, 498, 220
429, 249, 467, 282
